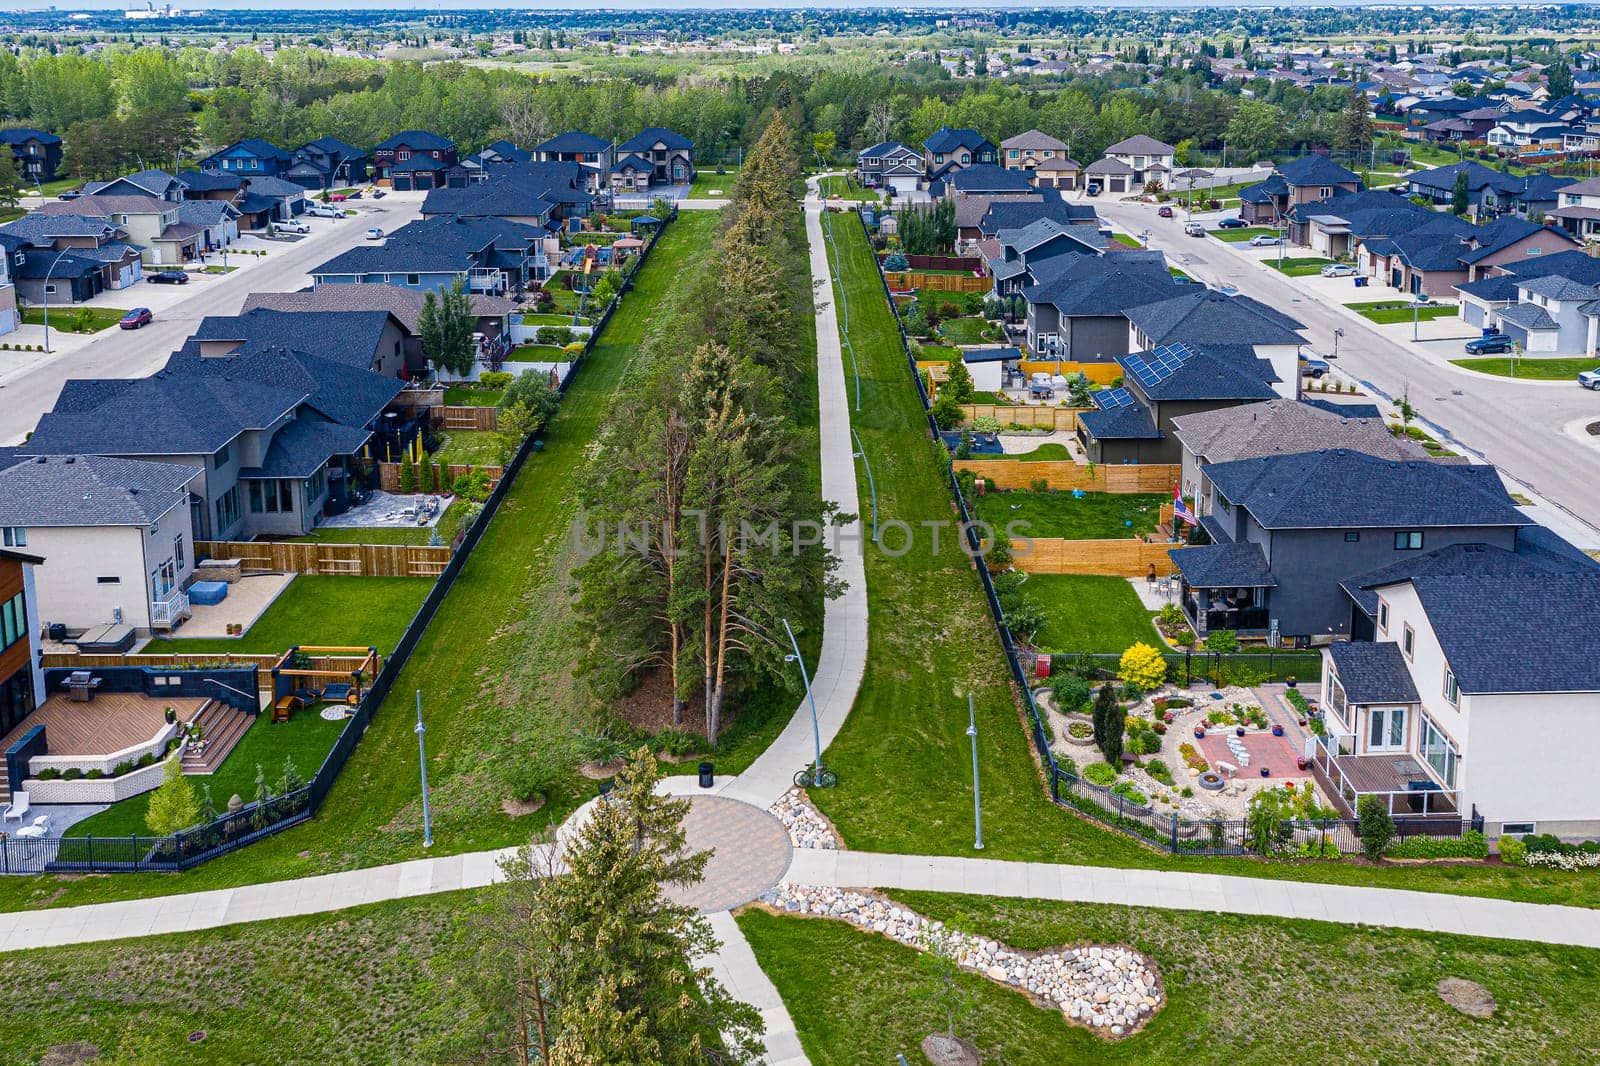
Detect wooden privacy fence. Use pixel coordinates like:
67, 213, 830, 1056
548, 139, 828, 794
1016, 360, 1123, 384
959, 460, 1181, 493
376, 462, 504, 493
41, 651, 284, 670
195, 540, 451, 578
960, 405, 1088, 431
1014, 537, 1178, 577
886, 271, 989, 293
436, 405, 499, 431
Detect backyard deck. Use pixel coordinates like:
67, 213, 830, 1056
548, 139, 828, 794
1, 694, 206, 757
1311, 750, 1461, 818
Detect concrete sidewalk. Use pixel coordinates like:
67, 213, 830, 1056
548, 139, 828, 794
705, 910, 809, 1066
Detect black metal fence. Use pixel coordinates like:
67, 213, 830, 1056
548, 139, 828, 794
851, 207, 1482, 857
0, 213, 681, 877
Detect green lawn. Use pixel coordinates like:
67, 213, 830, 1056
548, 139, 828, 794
689, 165, 741, 198
739, 891, 1600, 1065
443, 386, 504, 406
1209, 225, 1278, 241
972, 491, 1166, 540
915, 343, 961, 362
432, 429, 504, 467
144, 575, 430, 657
1348, 300, 1459, 324
937, 316, 994, 344
805, 209, 1600, 910
1452, 356, 1600, 380
35, 176, 82, 197
1023, 573, 1163, 654
970, 442, 1073, 462
1268, 256, 1335, 277
66, 709, 347, 839
19, 305, 129, 332
520, 312, 590, 327
508, 343, 567, 362
818, 174, 879, 201
1110, 233, 1142, 249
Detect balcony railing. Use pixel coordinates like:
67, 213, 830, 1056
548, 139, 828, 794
150, 587, 191, 629
1309, 732, 1461, 819
1181, 592, 1269, 633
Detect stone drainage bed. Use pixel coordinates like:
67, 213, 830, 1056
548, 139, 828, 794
759, 884, 1163, 1038
768, 787, 840, 850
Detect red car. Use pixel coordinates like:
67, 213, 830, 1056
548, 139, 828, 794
119, 307, 153, 330
329, 193, 347, 202
1157, 205, 1174, 218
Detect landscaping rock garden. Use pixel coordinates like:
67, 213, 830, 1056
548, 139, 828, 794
769, 787, 839, 850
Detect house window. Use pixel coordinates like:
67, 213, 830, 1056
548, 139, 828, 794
1443, 668, 1458, 705
1394, 531, 1423, 550
1420, 714, 1458, 788
1008, 149, 1019, 159
1367, 706, 1408, 752
1377, 599, 1389, 632
1501, 822, 1536, 836
1319, 187, 1331, 198
1, 527, 24, 547
43, 284, 55, 295
1343, 531, 1360, 542
174, 533, 185, 572
1526, 247, 1542, 256
0, 591, 25, 651
406, 274, 420, 286
213, 441, 231, 467
960, 153, 970, 164
1402, 623, 1415, 660
1216, 491, 1231, 514
96, 576, 120, 584
214, 485, 239, 532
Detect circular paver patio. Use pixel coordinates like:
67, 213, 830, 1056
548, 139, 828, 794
667, 795, 792, 914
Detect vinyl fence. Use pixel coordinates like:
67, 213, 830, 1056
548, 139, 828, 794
1, 211, 680, 876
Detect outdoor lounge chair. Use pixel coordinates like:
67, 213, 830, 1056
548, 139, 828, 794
321, 682, 358, 706
2, 791, 29, 823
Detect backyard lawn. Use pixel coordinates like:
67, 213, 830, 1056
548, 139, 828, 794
508, 343, 567, 362
519, 312, 589, 328
1348, 300, 1459, 324
937, 316, 995, 344
740, 892, 1600, 1065
442, 385, 504, 406
1452, 356, 1599, 380
971, 490, 1167, 540
818, 174, 880, 201
689, 165, 741, 197
431, 429, 505, 467
19, 306, 129, 332
66, 709, 347, 839
1022, 573, 1163, 653
143, 575, 430, 656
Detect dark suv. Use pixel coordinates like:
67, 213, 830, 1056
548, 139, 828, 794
148, 270, 189, 285
1463, 333, 1514, 355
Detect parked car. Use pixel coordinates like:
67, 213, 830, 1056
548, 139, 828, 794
1216, 217, 1248, 229
56, 189, 81, 201
308, 204, 344, 219
1157, 205, 1174, 218
1249, 234, 1282, 247
1301, 358, 1331, 378
148, 270, 189, 285
275, 219, 312, 235
1320, 263, 1357, 278
328, 193, 347, 202
1579, 368, 1600, 390
365, 227, 384, 240
370, 189, 386, 199
118, 307, 152, 330
1184, 221, 1206, 237
1463, 333, 1514, 355
1086, 181, 1102, 196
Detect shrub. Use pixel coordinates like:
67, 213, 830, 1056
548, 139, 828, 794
1178, 742, 1208, 773
112, 760, 135, 777
1246, 787, 1295, 855
1092, 684, 1123, 766
1146, 759, 1174, 787
502, 751, 565, 804
63, 768, 83, 780
970, 414, 1001, 434
1118, 642, 1167, 693
931, 393, 964, 429
35, 768, 60, 780
654, 728, 702, 757
1523, 833, 1565, 854
85, 769, 104, 780
138, 751, 157, 768
883, 252, 908, 272
1284, 688, 1312, 717
1357, 795, 1396, 861
1387, 830, 1488, 860
147, 756, 202, 836
1203, 629, 1240, 654
1526, 850, 1600, 871
478, 371, 513, 390
535, 325, 576, 346
1067, 721, 1093, 739
1172, 630, 1196, 647
1157, 603, 1185, 629
1082, 761, 1117, 786
1111, 781, 1149, 807
1050, 672, 1092, 714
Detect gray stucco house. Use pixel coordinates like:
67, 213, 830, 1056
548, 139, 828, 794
1019, 251, 1180, 359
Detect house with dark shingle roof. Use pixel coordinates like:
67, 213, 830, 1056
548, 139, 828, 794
1360, 214, 1579, 298
0, 454, 202, 633
1317, 543, 1600, 834
201, 138, 293, 178
193, 308, 413, 378
372, 130, 460, 189
1453, 248, 1600, 332
1168, 449, 1531, 641
856, 141, 923, 194
1238, 155, 1364, 225
309, 215, 545, 296
531, 132, 612, 189
1124, 288, 1306, 399
921, 127, 997, 183
0, 213, 143, 300
1018, 251, 1180, 359
37, 194, 200, 267
945, 164, 1035, 200
421, 161, 590, 234
241, 285, 514, 367
84, 168, 186, 203
0, 127, 62, 182
615, 127, 695, 186
1404, 160, 1525, 216
287, 137, 369, 191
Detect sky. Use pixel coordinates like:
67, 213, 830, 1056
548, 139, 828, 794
0, 0, 1523, 11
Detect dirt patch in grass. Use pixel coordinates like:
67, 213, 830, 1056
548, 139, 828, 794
500, 794, 547, 818
923, 1033, 980, 1065
1437, 977, 1496, 1018
610, 666, 694, 737
579, 759, 623, 779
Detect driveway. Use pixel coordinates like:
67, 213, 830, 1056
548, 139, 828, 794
1099, 199, 1600, 531
0, 195, 424, 444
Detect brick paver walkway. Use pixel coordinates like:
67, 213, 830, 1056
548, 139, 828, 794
668, 796, 793, 914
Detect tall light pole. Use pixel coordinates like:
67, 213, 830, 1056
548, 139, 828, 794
415, 689, 433, 847
39, 247, 72, 354
966, 693, 983, 850
1333, 328, 1343, 360
783, 617, 834, 788
850, 426, 879, 543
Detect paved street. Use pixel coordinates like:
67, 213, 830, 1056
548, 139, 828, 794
0, 193, 425, 444
1096, 199, 1600, 530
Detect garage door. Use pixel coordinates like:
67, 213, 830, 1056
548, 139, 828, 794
889, 176, 920, 196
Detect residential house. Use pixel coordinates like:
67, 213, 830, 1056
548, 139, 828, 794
1031, 155, 1082, 190
475, 139, 535, 167
0, 544, 45, 747
309, 214, 545, 296
1320, 546, 1600, 834
1124, 288, 1307, 399
1419, 107, 1504, 144
0, 128, 63, 183
1016, 250, 1179, 357
84, 168, 186, 203
1361, 215, 1580, 298
856, 141, 924, 195
177, 170, 306, 228
38, 195, 200, 267
1502, 173, 1575, 220
975, 191, 1102, 243
1479, 274, 1600, 355
1083, 155, 1136, 195
1453, 248, 1600, 330
421, 161, 592, 235
201, 138, 293, 178
1099, 134, 1176, 188
193, 308, 413, 378
177, 199, 240, 253
1076, 342, 1279, 465
609, 154, 656, 195
1549, 176, 1600, 240
614, 127, 695, 186
987, 216, 1106, 284
1000, 130, 1075, 181
372, 131, 460, 189
1238, 155, 1363, 226
1169, 449, 1529, 641
286, 137, 369, 191
0, 213, 144, 299
1286, 188, 1431, 257
922, 127, 997, 188
1169, 397, 1423, 506
945, 165, 1035, 200
1405, 161, 1525, 217
0, 455, 201, 634
532, 132, 614, 190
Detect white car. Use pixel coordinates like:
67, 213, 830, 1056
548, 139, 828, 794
1579, 368, 1600, 390
365, 227, 384, 240
308, 204, 344, 219
275, 219, 311, 235
1320, 263, 1357, 277
1249, 234, 1282, 247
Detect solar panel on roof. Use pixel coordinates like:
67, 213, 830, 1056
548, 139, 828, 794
1125, 343, 1197, 389
1096, 387, 1136, 410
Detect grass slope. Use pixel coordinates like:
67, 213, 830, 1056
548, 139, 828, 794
806, 212, 1600, 910
739, 891, 1600, 1065
143, 575, 430, 656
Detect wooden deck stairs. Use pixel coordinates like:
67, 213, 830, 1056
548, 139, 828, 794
180, 701, 254, 775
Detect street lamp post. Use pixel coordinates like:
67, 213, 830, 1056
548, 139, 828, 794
850, 426, 879, 542
966, 693, 983, 850
415, 689, 433, 847
1333, 328, 1343, 360
39, 247, 72, 354
782, 616, 833, 788
1411, 294, 1430, 343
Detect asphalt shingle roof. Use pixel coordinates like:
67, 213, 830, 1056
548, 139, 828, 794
1200, 450, 1530, 531
1125, 289, 1305, 347
238, 416, 373, 479
618, 127, 692, 152
1078, 401, 1161, 440
1413, 573, 1600, 693
1022, 256, 1180, 317
923, 126, 992, 154
1407, 160, 1525, 195
1171, 399, 1419, 465
0, 455, 196, 527
1495, 302, 1559, 330
192, 309, 401, 370
1516, 273, 1599, 301
1341, 534, 1598, 619
949, 165, 1034, 194
1105, 134, 1176, 155
534, 131, 611, 154
374, 130, 455, 152
167, 342, 402, 429
1119, 344, 1277, 402
1326, 641, 1420, 703
1276, 154, 1361, 187
1169, 540, 1277, 588
242, 285, 512, 332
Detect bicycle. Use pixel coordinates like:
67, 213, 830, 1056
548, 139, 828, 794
794, 763, 838, 789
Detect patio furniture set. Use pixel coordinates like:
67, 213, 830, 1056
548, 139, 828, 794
2, 794, 49, 839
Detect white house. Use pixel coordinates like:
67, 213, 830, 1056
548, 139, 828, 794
1485, 274, 1600, 356
0, 455, 202, 635
1319, 564, 1600, 838
1100, 135, 1176, 187
1550, 175, 1600, 240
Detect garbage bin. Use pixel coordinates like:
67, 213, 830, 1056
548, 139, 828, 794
698, 761, 715, 789
47, 622, 66, 642
1354, 276, 1368, 288
1034, 653, 1051, 679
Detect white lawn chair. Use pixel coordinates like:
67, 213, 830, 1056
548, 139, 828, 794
2, 790, 29, 823
15, 814, 49, 839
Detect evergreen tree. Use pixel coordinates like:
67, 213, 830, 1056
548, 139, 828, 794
1546, 59, 1575, 100
1335, 87, 1374, 159
943, 355, 974, 404
419, 281, 477, 377
146, 756, 201, 836
1451, 169, 1470, 216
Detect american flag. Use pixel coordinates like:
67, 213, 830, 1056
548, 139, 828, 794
1173, 484, 1197, 527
